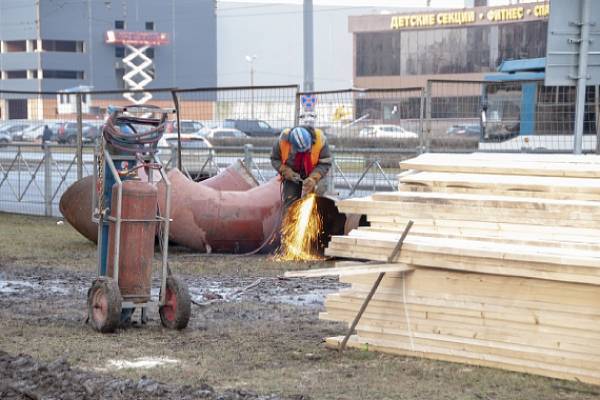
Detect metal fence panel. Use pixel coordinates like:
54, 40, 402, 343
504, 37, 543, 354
425, 79, 600, 153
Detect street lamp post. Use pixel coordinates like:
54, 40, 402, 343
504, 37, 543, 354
245, 55, 257, 118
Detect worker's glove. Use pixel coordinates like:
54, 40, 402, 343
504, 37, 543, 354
280, 165, 302, 183
302, 172, 321, 197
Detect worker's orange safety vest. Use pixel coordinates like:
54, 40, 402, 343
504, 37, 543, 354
279, 128, 324, 167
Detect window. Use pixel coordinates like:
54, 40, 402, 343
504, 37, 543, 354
145, 21, 154, 31
42, 70, 84, 79
115, 20, 125, 30
115, 46, 125, 58
145, 48, 154, 59
5, 70, 28, 79
356, 32, 401, 76
41, 40, 85, 53
355, 21, 548, 77
497, 21, 547, 66
4, 40, 27, 52
115, 68, 125, 88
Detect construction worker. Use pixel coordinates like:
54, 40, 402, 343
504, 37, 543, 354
270, 114, 332, 212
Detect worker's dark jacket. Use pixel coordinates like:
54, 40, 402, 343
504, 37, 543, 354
270, 126, 332, 211
270, 126, 332, 180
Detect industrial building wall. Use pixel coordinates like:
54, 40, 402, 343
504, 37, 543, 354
38, 0, 217, 91
0, 0, 39, 91
0, 0, 216, 93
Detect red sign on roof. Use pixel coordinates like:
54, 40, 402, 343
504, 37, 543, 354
105, 31, 169, 46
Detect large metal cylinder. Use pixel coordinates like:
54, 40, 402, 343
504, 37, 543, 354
158, 169, 282, 253
107, 180, 157, 302
60, 161, 258, 243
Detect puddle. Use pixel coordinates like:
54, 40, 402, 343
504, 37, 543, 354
98, 357, 180, 371
0, 279, 71, 295
0, 274, 339, 309
273, 290, 335, 308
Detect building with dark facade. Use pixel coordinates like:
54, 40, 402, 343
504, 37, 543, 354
350, 1, 549, 88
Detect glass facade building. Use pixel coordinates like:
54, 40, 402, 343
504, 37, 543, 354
356, 21, 547, 77
350, 2, 550, 87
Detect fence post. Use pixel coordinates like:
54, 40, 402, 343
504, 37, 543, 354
76, 93, 83, 180
424, 81, 432, 154
170, 90, 183, 171
44, 145, 52, 217
327, 144, 335, 195
244, 143, 254, 170
596, 85, 600, 155
294, 91, 301, 126
418, 88, 426, 154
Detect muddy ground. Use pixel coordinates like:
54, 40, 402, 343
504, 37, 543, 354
1, 212, 600, 400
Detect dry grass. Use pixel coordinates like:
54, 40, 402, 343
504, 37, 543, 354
1, 212, 599, 399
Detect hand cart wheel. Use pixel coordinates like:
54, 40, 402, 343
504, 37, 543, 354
159, 275, 191, 330
88, 277, 122, 333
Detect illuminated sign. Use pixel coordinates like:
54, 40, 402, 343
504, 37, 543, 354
105, 31, 169, 46
390, 3, 548, 30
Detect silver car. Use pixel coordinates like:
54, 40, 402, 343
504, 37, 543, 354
159, 133, 217, 181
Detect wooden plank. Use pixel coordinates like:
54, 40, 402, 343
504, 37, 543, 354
354, 325, 600, 368
398, 171, 600, 195
399, 154, 600, 178
325, 297, 600, 333
369, 191, 600, 212
284, 263, 414, 278
330, 234, 600, 269
340, 269, 600, 306
324, 305, 600, 342
323, 310, 600, 355
325, 335, 600, 386
353, 226, 600, 252
353, 330, 600, 373
398, 184, 600, 201
326, 245, 600, 285
428, 152, 600, 164
400, 171, 600, 191
360, 223, 600, 246
339, 199, 600, 223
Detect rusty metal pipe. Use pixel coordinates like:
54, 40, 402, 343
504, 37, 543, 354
157, 169, 282, 253
59, 161, 259, 243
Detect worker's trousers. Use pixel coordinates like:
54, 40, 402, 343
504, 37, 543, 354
281, 178, 328, 215
282, 179, 302, 214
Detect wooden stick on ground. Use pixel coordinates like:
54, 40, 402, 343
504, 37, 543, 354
339, 220, 413, 353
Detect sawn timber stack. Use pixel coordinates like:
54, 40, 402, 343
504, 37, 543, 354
320, 153, 600, 384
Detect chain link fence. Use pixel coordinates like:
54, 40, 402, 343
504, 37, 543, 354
1, 82, 599, 216
424, 79, 600, 153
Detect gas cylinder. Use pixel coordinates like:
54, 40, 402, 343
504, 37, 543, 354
107, 180, 157, 302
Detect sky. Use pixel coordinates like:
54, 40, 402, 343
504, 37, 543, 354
217, 0, 524, 7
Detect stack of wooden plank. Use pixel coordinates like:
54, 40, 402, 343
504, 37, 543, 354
295, 153, 600, 384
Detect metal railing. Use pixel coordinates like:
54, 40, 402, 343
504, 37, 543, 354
1, 81, 599, 216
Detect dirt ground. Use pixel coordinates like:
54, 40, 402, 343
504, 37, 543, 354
1, 212, 600, 400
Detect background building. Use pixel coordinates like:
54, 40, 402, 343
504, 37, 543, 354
0, 0, 216, 118
350, 1, 549, 88
217, 2, 421, 91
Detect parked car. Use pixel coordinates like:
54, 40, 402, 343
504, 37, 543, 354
205, 128, 248, 140
158, 133, 216, 181
56, 122, 100, 144
0, 132, 12, 146
165, 120, 209, 137
0, 123, 32, 141
447, 124, 481, 137
223, 119, 279, 137
358, 125, 418, 139
21, 125, 46, 142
